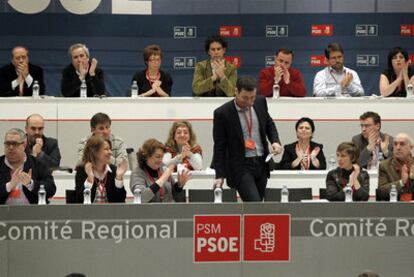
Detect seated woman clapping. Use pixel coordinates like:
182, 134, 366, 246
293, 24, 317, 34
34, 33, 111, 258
326, 142, 369, 201
380, 47, 414, 97
75, 136, 127, 203
279, 117, 326, 170
163, 120, 203, 171
130, 138, 190, 203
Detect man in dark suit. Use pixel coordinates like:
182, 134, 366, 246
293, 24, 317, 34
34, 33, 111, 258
213, 76, 282, 201
0, 46, 45, 96
0, 128, 56, 205
25, 114, 61, 170
61, 43, 106, 97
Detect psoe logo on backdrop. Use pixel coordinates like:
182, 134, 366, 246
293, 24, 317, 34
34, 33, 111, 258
355, 24, 378, 36
356, 55, 379, 67
173, 26, 197, 39
174, 57, 196, 69
8, 0, 152, 15
400, 25, 414, 36
311, 24, 333, 36
224, 56, 242, 68
219, 26, 242, 37
243, 214, 290, 262
194, 215, 241, 262
265, 25, 288, 37
310, 55, 328, 67
265, 56, 275, 67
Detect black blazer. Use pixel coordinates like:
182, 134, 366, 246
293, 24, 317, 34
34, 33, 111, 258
75, 164, 126, 203
213, 95, 280, 188
0, 155, 56, 204
279, 141, 326, 170
0, 63, 45, 96
26, 136, 61, 170
61, 63, 106, 97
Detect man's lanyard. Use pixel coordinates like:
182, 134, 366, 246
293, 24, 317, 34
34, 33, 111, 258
242, 107, 253, 138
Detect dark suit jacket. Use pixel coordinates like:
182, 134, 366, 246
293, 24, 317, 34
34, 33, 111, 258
0, 63, 45, 96
26, 136, 61, 170
0, 155, 56, 204
213, 95, 280, 188
61, 63, 106, 97
279, 141, 326, 170
75, 164, 126, 203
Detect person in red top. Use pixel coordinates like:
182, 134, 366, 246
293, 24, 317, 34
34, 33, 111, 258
258, 48, 306, 97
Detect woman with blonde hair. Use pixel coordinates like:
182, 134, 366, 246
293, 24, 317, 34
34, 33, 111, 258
75, 135, 127, 203
163, 120, 203, 171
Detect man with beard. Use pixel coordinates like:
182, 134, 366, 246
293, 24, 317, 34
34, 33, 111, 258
25, 114, 61, 170
313, 43, 364, 97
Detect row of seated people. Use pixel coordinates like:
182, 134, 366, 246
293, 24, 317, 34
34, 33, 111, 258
0, 36, 413, 98
1, 106, 412, 204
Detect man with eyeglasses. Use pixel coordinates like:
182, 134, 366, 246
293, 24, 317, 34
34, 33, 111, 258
259, 48, 306, 97
25, 114, 61, 170
352, 111, 393, 169
313, 43, 364, 97
0, 128, 56, 205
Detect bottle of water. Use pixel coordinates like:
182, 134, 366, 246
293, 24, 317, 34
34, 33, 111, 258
214, 187, 223, 203
80, 79, 87, 98
280, 185, 289, 203
38, 184, 46, 205
83, 187, 91, 204
133, 187, 142, 204
344, 183, 353, 202
335, 87, 342, 98
32, 80, 40, 98
406, 84, 413, 98
131, 80, 139, 98
389, 184, 398, 202
272, 84, 280, 98
328, 154, 336, 170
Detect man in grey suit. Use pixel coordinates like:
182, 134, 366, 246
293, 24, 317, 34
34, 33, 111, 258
352, 111, 393, 169
213, 76, 282, 201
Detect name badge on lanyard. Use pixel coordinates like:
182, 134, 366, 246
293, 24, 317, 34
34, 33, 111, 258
243, 107, 256, 150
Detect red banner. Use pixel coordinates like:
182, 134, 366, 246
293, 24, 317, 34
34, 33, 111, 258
400, 24, 413, 36
220, 26, 242, 37
194, 215, 241, 262
243, 214, 290, 262
311, 24, 333, 36
224, 56, 242, 68
310, 55, 328, 67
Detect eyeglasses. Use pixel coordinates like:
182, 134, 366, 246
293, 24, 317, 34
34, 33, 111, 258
4, 141, 24, 148
360, 124, 374, 128
148, 58, 161, 63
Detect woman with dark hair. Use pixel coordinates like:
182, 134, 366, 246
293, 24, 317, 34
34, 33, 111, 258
163, 120, 203, 171
131, 44, 173, 97
380, 46, 414, 97
326, 142, 369, 201
75, 136, 127, 203
129, 138, 190, 203
279, 117, 326, 170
